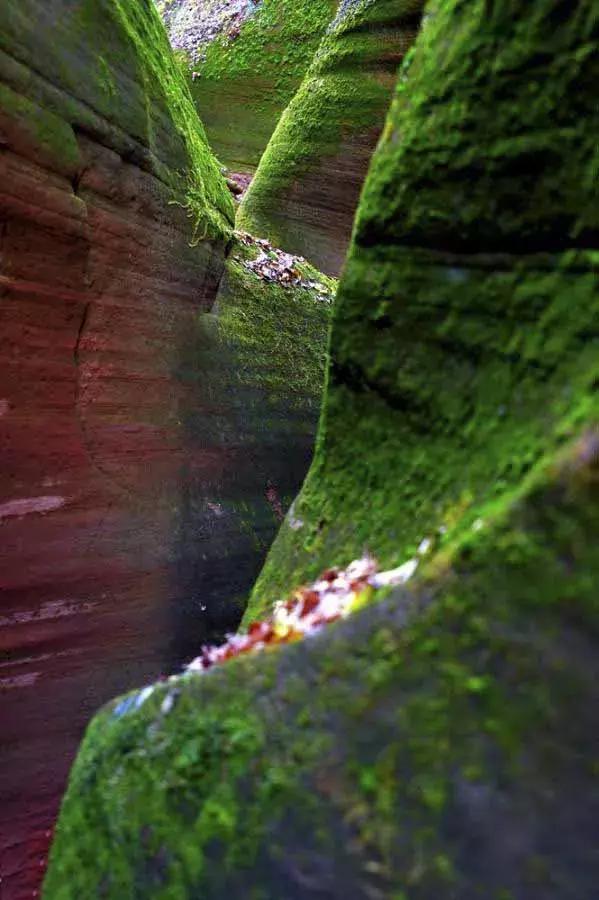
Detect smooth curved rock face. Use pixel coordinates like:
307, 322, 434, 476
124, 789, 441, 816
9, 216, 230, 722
39, 1, 599, 898
0, 0, 237, 895
157, 0, 337, 173
237, 0, 423, 275
250, 0, 599, 616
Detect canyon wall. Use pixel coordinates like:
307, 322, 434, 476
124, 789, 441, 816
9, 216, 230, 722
0, 1, 330, 897
0, 2, 230, 894
237, 0, 423, 274
248, 0, 599, 616
163, 235, 333, 661
157, 0, 337, 174
44, 1, 599, 897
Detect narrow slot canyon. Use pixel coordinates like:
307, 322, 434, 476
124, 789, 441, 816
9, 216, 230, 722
1, 1, 598, 898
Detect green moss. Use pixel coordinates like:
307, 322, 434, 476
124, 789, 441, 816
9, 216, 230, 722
186, 236, 334, 467
0, 80, 81, 177
106, 0, 235, 240
213, 238, 335, 399
236, 0, 423, 263
180, 0, 338, 171
44, 432, 599, 897
0, 0, 234, 240
196, 0, 334, 90
246, 0, 599, 619
96, 54, 117, 99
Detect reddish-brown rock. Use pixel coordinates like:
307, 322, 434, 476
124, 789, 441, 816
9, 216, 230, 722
0, 1, 236, 896
0, 0, 334, 888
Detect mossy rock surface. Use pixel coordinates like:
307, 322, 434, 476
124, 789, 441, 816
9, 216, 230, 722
157, 0, 338, 172
248, 0, 599, 618
43, 0, 599, 897
0, 0, 234, 239
237, 0, 423, 274
44, 431, 599, 899
208, 237, 335, 410
169, 237, 334, 650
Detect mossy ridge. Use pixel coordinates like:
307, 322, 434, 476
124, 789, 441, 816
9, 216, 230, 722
106, 0, 235, 240
0, 0, 234, 241
245, 0, 599, 619
44, 430, 599, 897
213, 238, 336, 400
175, 0, 338, 171
236, 0, 423, 260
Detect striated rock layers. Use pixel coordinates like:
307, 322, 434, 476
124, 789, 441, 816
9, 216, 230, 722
156, 0, 338, 173
237, 0, 423, 275
44, 1, 599, 898
0, 2, 230, 895
0, 1, 330, 896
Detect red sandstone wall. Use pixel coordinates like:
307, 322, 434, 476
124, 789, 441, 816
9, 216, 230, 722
0, 4, 230, 895
0, 127, 228, 900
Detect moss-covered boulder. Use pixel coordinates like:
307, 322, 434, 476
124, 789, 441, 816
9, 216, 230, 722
248, 0, 599, 617
156, 0, 337, 173
44, 432, 599, 898
43, 0, 599, 897
237, 0, 423, 274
